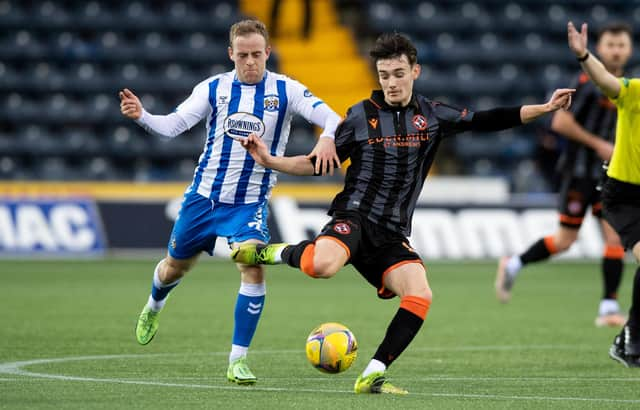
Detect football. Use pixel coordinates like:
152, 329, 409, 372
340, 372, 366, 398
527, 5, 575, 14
305, 322, 358, 374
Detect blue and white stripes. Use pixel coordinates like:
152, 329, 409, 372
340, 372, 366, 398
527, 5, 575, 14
181, 71, 317, 205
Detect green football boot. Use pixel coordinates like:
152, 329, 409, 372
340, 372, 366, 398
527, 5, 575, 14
227, 357, 257, 385
135, 305, 160, 345
354, 371, 408, 395
231, 243, 287, 265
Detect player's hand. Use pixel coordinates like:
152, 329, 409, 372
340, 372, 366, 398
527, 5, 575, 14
593, 139, 614, 161
568, 22, 588, 58
119, 88, 143, 120
547, 88, 575, 111
306, 136, 340, 176
240, 133, 271, 166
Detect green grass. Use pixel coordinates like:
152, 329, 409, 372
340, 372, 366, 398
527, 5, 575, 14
1, 258, 638, 409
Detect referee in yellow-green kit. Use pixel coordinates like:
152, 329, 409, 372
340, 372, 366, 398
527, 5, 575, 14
568, 21, 640, 367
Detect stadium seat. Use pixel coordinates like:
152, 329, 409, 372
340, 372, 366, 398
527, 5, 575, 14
2, 0, 636, 187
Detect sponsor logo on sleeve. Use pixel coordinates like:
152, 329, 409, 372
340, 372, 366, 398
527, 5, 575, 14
303, 89, 314, 98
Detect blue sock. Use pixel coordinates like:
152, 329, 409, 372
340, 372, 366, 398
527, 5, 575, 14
232, 282, 266, 352
147, 260, 181, 312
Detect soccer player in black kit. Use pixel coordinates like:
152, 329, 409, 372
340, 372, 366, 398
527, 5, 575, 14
496, 23, 633, 328
233, 33, 574, 394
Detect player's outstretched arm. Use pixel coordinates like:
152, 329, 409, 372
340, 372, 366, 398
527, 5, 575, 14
520, 88, 575, 123
241, 134, 315, 176
568, 22, 621, 99
457, 89, 573, 134
119, 87, 193, 138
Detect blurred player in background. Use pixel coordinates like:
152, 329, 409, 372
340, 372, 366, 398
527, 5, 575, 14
568, 21, 640, 368
119, 19, 341, 384
232, 33, 574, 393
496, 23, 633, 328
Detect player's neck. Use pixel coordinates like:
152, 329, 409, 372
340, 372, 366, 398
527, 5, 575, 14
385, 95, 412, 108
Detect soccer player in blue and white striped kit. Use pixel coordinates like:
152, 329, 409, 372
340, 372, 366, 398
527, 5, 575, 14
119, 19, 341, 384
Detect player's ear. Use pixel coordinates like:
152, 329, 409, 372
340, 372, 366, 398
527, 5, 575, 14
413, 63, 421, 79
265, 45, 271, 60
228, 46, 234, 61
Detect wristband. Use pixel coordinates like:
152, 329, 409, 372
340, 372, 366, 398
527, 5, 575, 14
577, 52, 589, 62
319, 133, 335, 140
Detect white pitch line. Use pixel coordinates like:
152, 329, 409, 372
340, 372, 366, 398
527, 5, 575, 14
1, 349, 639, 404
46, 375, 640, 383
5, 368, 640, 405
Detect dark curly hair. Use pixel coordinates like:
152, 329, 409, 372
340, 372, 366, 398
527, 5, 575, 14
370, 33, 418, 65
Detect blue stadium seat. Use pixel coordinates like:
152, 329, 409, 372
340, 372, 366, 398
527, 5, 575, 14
3, 0, 635, 185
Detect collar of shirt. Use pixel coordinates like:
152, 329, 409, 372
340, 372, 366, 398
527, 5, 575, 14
369, 89, 419, 111
231, 69, 269, 86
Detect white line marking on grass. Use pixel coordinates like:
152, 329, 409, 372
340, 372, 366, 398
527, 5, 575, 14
411, 376, 640, 382
1, 349, 639, 404
421, 392, 640, 404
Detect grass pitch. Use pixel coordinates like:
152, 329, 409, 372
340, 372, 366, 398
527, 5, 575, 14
1, 258, 639, 409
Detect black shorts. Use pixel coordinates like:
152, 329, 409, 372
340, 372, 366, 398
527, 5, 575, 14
602, 177, 640, 250
557, 176, 602, 228
319, 211, 423, 299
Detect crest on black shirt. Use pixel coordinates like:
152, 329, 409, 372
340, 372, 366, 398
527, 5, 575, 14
412, 115, 427, 131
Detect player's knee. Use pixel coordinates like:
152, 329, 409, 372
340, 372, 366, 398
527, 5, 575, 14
555, 236, 576, 251
407, 286, 432, 303
421, 288, 433, 302
312, 254, 339, 278
240, 264, 265, 282
161, 258, 190, 282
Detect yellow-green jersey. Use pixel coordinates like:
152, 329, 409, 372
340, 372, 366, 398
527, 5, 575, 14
609, 77, 640, 184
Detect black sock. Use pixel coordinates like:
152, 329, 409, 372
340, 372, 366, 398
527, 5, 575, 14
372, 308, 424, 367
520, 238, 552, 265
628, 267, 640, 329
281, 240, 313, 269
602, 257, 623, 300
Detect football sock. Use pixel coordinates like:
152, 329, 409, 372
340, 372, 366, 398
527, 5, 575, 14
281, 240, 315, 276
361, 359, 386, 377
599, 299, 621, 316
229, 345, 248, 363
519, 236, 556, 266
602, 245, 624, 300
372, 296, 430, 367
231, 282, 266, 352
505, 255, 523, 277
627, 267, 640, 330
147, 260, 181, 312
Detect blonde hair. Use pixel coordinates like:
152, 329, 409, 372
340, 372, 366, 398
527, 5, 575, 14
229, 19, 269, 48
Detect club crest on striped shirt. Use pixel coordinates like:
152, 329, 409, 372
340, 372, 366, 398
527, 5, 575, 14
264, 95, 280, 112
